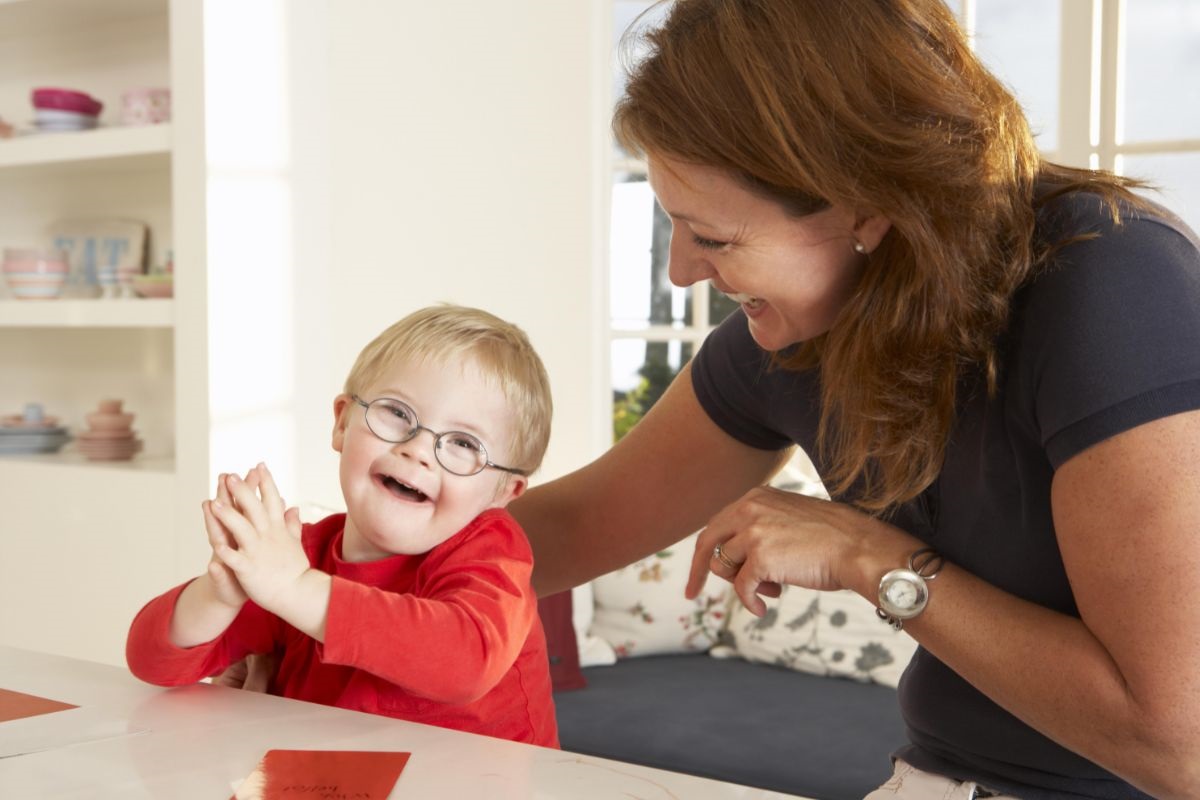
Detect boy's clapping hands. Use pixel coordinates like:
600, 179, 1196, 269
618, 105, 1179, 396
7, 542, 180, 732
208, 464, 312, 619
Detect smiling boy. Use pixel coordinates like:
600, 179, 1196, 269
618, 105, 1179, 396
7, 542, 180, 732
127, 305, 558, 746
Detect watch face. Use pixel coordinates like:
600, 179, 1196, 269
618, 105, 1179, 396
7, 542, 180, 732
878, 568, 928, 618
885, 580, 920, 609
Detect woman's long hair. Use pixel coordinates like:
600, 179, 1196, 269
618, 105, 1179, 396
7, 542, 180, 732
614, 0, 1146, 513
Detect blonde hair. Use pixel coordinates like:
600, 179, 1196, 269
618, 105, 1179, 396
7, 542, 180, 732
614, 0, 1147, 512
344, 305, 553, 475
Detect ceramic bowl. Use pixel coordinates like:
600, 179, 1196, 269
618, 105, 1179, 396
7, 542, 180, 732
34, 108, 99, 131
97, 399, 124, 414
3, 249, 69, 272
78, 429, 136, 441
85, 411, 135, 431
132, 275, 173, 298
78, 437, 142, 461
31, 87, 103, 116
121, 88, 170, 125
1, 257, 67, 298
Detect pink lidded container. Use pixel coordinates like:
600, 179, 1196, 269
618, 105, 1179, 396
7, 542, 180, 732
2, 248, 69, 300
31, 87, 103, 116
121, 88, 170, 125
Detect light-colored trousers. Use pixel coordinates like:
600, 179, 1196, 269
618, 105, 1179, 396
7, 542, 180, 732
864, 760, 1020, 800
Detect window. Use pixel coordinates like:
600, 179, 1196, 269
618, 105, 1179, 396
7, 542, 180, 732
604, 1, 1200, 441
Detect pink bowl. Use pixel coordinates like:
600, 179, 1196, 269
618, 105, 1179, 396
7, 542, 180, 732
85, 411, 135, 431
2, 249, 69, 274
31, 87, 102, 116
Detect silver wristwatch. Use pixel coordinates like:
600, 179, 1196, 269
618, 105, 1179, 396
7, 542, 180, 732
876, 547, 944, 630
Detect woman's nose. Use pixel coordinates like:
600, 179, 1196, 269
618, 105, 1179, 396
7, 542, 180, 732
667, 229, 714, 288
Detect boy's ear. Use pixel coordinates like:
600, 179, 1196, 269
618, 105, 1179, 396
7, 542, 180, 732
331, 394, 352, 453
490, 475, 527, 508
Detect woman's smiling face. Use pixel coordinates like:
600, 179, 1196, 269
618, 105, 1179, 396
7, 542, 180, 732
646, 154, 888, 351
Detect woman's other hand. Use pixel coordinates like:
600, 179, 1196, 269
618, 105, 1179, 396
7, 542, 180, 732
687, 486, 913, 616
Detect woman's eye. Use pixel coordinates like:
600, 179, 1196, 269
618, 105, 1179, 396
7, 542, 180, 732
692, 234, 728, 251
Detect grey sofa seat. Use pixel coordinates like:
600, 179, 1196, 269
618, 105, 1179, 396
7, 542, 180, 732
554, 654, 906, 800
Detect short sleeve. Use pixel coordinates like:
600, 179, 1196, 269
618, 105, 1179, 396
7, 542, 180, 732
1017, 210, 1200, 468
691, 311, 799, 451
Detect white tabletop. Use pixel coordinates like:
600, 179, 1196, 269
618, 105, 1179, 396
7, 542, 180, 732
0, 646, 809, 799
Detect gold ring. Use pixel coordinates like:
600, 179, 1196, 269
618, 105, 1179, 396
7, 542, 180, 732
712, 543, 741, 571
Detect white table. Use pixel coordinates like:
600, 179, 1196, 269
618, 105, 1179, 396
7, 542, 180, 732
0, 646, 809, 799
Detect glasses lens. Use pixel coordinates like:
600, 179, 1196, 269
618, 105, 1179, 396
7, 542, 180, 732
365, 398, 417, 442
435, 432, 488, 476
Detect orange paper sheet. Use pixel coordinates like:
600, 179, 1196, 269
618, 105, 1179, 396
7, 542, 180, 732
0, 688, 78, 723
232, 750, 411, 800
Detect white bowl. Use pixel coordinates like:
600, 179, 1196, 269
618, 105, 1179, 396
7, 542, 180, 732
4, 271, 66, 299
34, 108, 99, 131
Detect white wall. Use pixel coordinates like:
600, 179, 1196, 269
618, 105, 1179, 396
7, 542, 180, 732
207, 0, 606, 518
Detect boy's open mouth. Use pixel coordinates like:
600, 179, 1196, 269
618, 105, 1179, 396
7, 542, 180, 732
379, 474, 428, 502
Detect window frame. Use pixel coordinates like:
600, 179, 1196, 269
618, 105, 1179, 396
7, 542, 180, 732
601, 0, 1200, 435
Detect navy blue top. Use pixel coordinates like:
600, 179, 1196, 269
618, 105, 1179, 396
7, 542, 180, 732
691, 191, 1200, 799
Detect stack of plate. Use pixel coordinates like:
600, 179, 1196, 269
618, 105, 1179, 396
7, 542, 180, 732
0, 415, 71, 455
76, 429, 143, 461
77, 398, 143, 461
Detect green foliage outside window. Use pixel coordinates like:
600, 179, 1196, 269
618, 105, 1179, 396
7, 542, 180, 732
612, 346, 688, 442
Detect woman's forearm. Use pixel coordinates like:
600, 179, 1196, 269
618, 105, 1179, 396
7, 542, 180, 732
844, 533, 1200, 799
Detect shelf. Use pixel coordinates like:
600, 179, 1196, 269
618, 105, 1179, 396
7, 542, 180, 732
0, 124, 171, 173
0, 298, 174, 327
0, 450, 174, 476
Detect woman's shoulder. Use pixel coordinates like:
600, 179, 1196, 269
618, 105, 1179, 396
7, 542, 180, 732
1034, 186, 1200, 255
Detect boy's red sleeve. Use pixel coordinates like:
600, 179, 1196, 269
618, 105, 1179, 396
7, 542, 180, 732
319, 514, 535, 705
125, 581, 279, 686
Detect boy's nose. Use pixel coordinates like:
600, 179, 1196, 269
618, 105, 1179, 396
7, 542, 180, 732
394, 427, 437, 468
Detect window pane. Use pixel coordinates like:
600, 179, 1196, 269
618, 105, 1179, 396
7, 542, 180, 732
611, 338, 693, 442
610, 176, 692, 328
1123, 1, 1200, 143
709, 289, 740, 327
1120, 153, 1200, 236
612, 1, 672, 159
972, 0, 1060, 152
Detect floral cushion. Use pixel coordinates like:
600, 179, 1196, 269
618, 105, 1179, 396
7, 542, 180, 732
712, 586, 917, 688
588, 532, 731, 658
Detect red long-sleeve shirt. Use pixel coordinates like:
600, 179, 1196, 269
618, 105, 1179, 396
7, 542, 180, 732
126, 509, 558, 747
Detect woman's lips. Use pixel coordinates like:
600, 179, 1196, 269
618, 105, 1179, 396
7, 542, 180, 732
724, 290, 764, 310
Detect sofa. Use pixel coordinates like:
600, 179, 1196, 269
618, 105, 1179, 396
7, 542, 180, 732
554, 654, 906, 799
541, 532, 914, 800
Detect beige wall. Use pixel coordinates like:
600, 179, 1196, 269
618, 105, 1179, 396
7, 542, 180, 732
217, 0, 607, 518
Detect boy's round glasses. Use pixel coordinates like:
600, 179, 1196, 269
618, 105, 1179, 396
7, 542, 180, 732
351, 395, 528, 477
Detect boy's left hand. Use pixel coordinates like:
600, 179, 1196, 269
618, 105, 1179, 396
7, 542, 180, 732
211, 463, 310, 617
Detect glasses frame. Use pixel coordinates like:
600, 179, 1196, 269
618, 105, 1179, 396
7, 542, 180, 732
351, 395, 528, 477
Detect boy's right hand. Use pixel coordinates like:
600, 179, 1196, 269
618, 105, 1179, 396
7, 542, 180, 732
202, 471, 258, 609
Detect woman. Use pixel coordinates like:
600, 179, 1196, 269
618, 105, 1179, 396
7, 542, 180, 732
513, 1, 1200, 798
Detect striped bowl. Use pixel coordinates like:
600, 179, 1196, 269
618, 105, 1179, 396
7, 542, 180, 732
3, 250, 69, 299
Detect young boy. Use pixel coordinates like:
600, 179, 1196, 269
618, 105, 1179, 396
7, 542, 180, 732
127, 305, 558, 746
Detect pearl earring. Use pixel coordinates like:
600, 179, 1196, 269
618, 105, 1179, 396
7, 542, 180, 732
853, 240, 868, 255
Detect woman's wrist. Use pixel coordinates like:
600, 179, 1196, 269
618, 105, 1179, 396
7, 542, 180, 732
840, 511, 925, 602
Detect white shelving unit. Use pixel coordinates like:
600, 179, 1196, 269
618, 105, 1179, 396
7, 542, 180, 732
0, 298, 174, 327
0, 0, 209, 667
0, 123, 171, 170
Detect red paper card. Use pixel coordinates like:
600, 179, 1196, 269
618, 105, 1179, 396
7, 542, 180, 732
232, 750, 411, 800
0, 688, 78, 723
